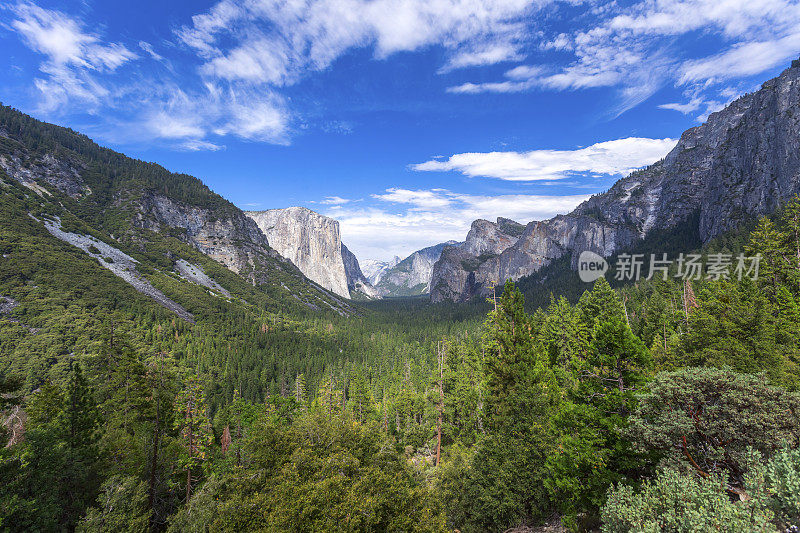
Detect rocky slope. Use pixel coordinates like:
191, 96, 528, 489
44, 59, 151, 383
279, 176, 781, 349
0, 104, 353, 319
245, 207, 376, 299
133, 191, 282, 279
342, 244, 379, 298
432, 58, 800, 302
431, 219, 525, 302
374, 241, 460, 297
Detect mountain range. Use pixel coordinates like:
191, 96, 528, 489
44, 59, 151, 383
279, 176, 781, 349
430, 58, 800, 302
0, 104, 355, 330
243, 207, 453, 300
2, 58, 800, 312
371, 241, 461, 297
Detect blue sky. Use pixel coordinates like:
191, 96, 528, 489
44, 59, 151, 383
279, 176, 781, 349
2, 0, 800, 261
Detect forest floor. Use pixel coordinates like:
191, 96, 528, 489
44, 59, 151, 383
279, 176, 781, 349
503, 516, 567, 532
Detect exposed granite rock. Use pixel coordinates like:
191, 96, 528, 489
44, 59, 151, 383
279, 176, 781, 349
374, 241, 460, 297
342, 244, 378, 298
0, 296, 19, 316
134, 192, 282, 281
246, 207, 352, 298
34, 214, 194, 322
362, 257, 401, 286
430, 219, 523, 302
174, 259, 231, 297
431, 59, 800, 302
0, 153, 88, 198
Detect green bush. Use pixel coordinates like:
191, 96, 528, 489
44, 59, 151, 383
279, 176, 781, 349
765, 446, 800, 528
629, 367, 800, 491
601, 468, 775, 533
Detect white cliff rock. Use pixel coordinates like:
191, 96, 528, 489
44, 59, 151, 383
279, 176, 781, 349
246, 207, 353, 298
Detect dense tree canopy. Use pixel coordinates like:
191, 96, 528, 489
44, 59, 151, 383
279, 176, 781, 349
3, 107, 800, 531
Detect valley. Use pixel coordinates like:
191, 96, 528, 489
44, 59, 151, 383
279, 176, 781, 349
1, 24, 800, 533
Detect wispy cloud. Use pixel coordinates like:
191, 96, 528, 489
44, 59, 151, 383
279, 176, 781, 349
319, 196, 351, 205
6, 2, 138, 112
679, 33, 800, 83
449, 0, 800, 116
162, 0, 548, 145
329, 188, 590, 261
177, 0, 538, 84
178, 139, 225, 151
138, 41, 164, 62
3, 0, 547, 146
439, 42, 525, 72
412, 137, 677, 181
6, 0, 800, 147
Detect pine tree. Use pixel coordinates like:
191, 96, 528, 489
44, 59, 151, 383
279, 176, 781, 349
436, 340, 446, 466
145, 350, 178, 529
26, 363, 102, 530
747, 216, 785, 298
316, 373, 342, 418
174, 375, 213, 502
781, 194, 800, 291
578, 277, 626, 329
347, 369, 371, 423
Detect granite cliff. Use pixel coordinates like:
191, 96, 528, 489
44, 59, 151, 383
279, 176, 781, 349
374, 241, 460, 297
362, 257, 401, 286
246, 207, 376, 299
432, 59, 800, 302
342, 244, 379, 299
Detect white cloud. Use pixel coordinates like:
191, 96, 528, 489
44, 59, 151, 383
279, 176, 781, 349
679, 33, 800, 83
330, 188, 590, 261
440, 42, 525, 72
606, 0, 795, 38
145, 109, 205, 139
372, 188, 455, 209
162, 0, 549, 144
658, 99, 704, 114
7, 3, 137, 111
319, 196, 351, 205
177, 0, 540, 85
216, 94, 289, 143
448, 79, 535, 94
178, 139, 225, 151
138, 41, 164, 62
8, 0, 800, 148
448, 0, 800, 114
412, 137, 677, 181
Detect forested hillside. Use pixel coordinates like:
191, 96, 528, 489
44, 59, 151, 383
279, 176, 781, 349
2, 102, 800, 532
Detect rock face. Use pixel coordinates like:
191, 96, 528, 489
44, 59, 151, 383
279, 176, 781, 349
374, 241, 460, 297
246, 207, 375, 299
0, 153, 89, 199
136, 192, 279, 279
362, 257, 401, 286
430, 220, 524, 302
246, 207, 350, 298
342, 244, 379, 298
431, 59, 800, 302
